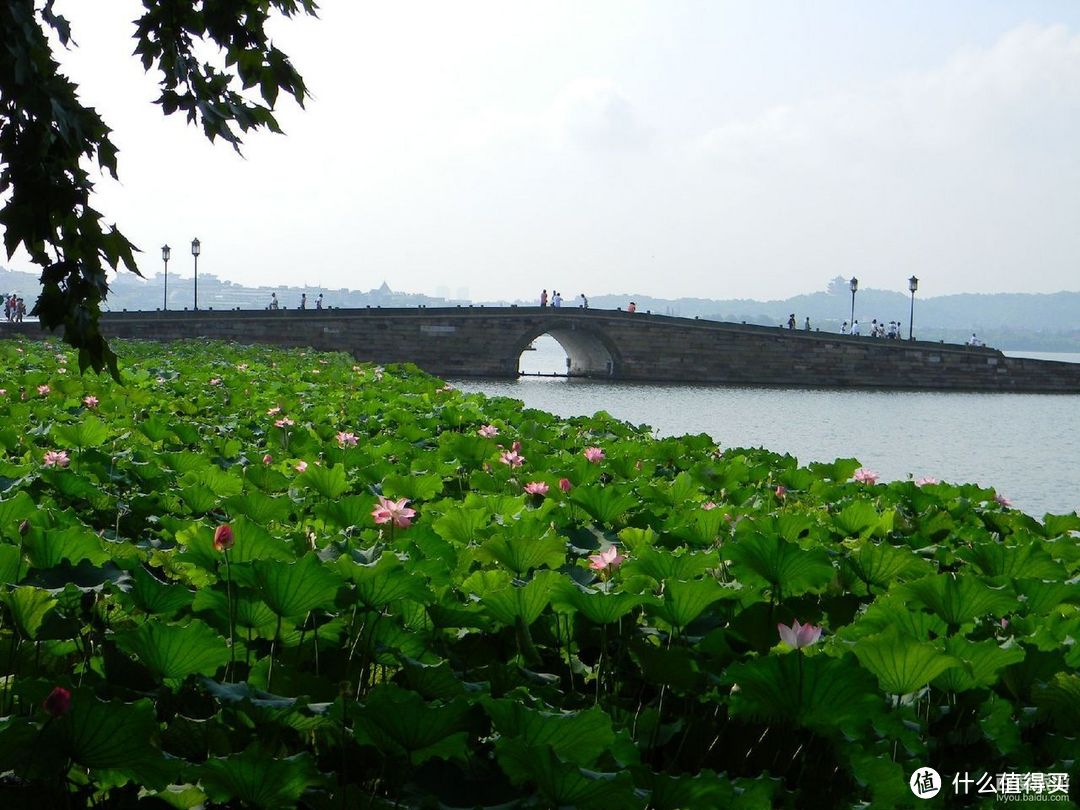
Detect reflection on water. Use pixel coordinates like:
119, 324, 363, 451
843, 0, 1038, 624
450, 337, 1080, 517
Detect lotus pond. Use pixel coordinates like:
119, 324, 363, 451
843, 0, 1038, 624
0, 338, 1077, 808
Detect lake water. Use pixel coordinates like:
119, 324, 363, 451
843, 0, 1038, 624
450, 337, 1080, 517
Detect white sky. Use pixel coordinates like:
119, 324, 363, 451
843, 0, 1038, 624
12, 1, 1080, 301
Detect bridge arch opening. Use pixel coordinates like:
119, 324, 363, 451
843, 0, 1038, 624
516, 329, 616, 378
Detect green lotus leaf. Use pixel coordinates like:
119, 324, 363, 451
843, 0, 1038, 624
724, 651, 882, 731
899, 573, 1018, 629
137, 416, 172, 443
1014, 578, 1080, 616
116, 618, 229, 681
483, 697, 615, 768
832, 501, 886, 536
47, 470, 112, 507
552, 583, 644, 625
53, 416, 109, 449
61, 693, 168, 783
668, 508, 728, 547
300, 463, 349, 499
442, 432, 492, 467
478, 530, 566, 575
180, 484, 218, 514
933, 637, 1026, 692
0, 545, 21, 585
2, 586, 57, 638
354, 683, 471, 761
316, 494, 375, 530
337, 552, 432, 608
128, 566, 195, 616
853, 627, 961, 695
844, 539, 933, 590
24, 525, 109, 569
253, 553, 343, 618
432, 506, 490, 545
0, 491, 36, 535
621, 547, 719, 583
958, 540, 1066, 580
570, 485, 639, 525
979, 698, 1022, 756
183, 465, 243, 498
650, 578, 741, 630
631, 641, 703, 691
726, 530, 834, 595
494, 739, 635, 809
1042, 512, 1080, 536
481, 570, 559, 626
382, 472, 444, 501
225, 491, 292, 525
841, 595, 948, 641
199, 747, 321, 809
1032, 672, 1080, 732
632, 768, 735, 810
162, 451, 211, 474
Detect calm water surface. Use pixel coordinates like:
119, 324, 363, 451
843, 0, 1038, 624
450, 339, 1080, 517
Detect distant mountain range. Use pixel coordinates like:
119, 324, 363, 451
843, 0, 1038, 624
3, 268, 1078, 351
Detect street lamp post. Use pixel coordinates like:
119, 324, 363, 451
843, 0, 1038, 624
191, 238, 201, 310
908, 275, 919, 340
161, 244, 171, 310
849, 277, 858, 329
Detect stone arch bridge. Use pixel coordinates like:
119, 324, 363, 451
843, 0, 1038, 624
5, 306, 1080, 392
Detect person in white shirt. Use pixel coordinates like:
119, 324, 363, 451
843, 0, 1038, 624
851, 320, 861, 336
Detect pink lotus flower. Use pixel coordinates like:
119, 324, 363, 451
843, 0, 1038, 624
588, 545, 625, 571
274, 417, 294, 428
852, 468, 879, 485
267, 406, 282, 416
524, 481, 549, 496
235, 363, 248, 371
37, 384, 50, 396
373, 366, 384, 381
55, 353, 67, 364
478, 424, 499, 438
915, 476, 939, 486
372, 496, 416, 529
500, 450, 525, 468
558, 478, 572, 493
82, 395, 99, 409
583, 447, 605, 463
702, 501, 718, 510
774, 486, 787, 498
511, 441, 522, 453
209, 377, 221, 386
42, 450, 70, 468
213, 524, 235, 552
0, 389, 6, 396
337, 431, 358, 448
995, 493, 1012, 508
295, 460, 308, 473
43, 686, 72, 717
262, 453, 273, 465
777, 620, 823, 650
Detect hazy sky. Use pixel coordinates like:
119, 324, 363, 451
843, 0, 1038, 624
12, 1, 1080, 302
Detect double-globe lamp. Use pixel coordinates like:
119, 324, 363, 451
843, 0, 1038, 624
160, 244, 170, 310
191, 238, 201, 310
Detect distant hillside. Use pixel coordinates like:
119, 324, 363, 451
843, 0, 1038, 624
4, 267, 1078, 350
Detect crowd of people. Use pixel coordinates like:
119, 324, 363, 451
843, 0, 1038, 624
268, 292, 324, 310
4, 293, 27, 322
839, 318, 905, 339
539, 290, 592, 309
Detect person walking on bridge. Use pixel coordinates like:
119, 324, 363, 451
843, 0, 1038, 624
579, 294, 588, 308
552, 291, 562, 309
540, 289, 548, 307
